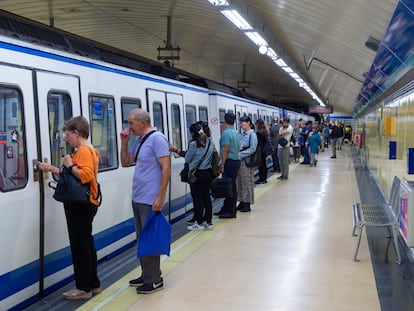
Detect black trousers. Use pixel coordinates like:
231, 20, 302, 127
223, 159, 241, 216
64, 202, 100, 292
190, 169, 214, 224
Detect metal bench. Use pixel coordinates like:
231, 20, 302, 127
352, 176, 402, 264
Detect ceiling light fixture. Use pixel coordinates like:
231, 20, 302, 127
207, 0, 325, 106
258, 45, 268, 55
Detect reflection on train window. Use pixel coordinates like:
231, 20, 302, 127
121, 98, 141, 153
185, 105, 196, 136
170, 104, 182, 152
47, 91, 72, 173
0, 86, 27, 191
219, 108, 226, 134
152, 102, 164, 133
89, 95, 118, 170
199, 106, 208, 122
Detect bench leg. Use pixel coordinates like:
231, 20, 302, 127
391, 224, 402, 264
352, 223, 357, 236
353, 225, 363, 262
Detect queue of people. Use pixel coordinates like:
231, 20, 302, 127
43, 108, 353, 300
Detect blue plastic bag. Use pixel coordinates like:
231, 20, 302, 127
137, 211, 171, 257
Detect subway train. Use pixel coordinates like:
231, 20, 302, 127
0, 13, 314, 311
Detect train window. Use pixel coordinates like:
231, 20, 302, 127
219, 108, 226, 134
170, 104, 182, 152
121, 98, 141, 153
152, 102, 164, 133
199, 106, 208, 121
0, 86, 27, 191
253, 114, 258, 123
89, 95, 118, 170
185, 105, 196, 136
47, 91, 72, 173
248, 113, 252, 120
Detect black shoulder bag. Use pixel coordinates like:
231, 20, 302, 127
49, 146, 102, 206
181, 140, 210, 184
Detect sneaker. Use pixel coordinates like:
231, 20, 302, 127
203, 221, 214, 230
129, 276, 144, 287
185, 218, 196, 225
187, 223, 205, 231
136, 279, 164, 294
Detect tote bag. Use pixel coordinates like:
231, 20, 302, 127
137, 211, 171, 257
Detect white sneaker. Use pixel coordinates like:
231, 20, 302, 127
187, 223, 205, 231
203, 221, 214, 230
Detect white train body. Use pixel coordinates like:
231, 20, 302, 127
0, 34, 313, 310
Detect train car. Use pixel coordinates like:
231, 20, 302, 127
0, 14, 312, 311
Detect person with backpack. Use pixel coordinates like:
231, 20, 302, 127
236, 116, 258, 213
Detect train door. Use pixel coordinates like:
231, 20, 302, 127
35, 71, 81, 291
147, 89, 178, 221
166, 93, 187, 219
235, 105, 248, 132
0, 65, 41, 309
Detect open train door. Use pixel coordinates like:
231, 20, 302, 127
35, 71, 81, 294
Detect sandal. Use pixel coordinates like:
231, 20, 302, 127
63, 288, 92, 300
92, 287, 102, 294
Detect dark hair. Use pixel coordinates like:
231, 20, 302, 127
255, 118, 269, 136
239, 116, 251, 123
224, 112, 235, 125
189, 122, 207, 147
197, 120, 211, 137
63, 116, 89, 138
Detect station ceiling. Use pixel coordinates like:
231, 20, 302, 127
0, 0, 399, 115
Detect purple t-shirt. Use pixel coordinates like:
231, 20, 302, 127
129, 128, 169, 205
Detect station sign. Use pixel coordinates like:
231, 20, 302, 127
308, 105, 333, 114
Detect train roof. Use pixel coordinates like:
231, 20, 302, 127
0, 9, 308, 115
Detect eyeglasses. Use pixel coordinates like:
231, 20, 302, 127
62, 131, 76, 140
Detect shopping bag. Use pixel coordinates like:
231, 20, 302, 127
137, 211, 171, 257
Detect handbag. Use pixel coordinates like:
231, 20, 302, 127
278, 137, 289, 147
50, 166, 91, 204
49, 146, 102, 206
180, 163, 190, 182
211, 177, 233, 198
180, 139, 211, 183
244, 133, 261, 168
211, 150, 221, 177
137, 211, 171, 257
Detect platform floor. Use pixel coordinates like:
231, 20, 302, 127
25, 146, 414, 311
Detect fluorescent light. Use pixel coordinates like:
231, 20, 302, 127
266, 48, 278, 60
289, 73, 300, 79
207, 0, 229, 5
221, 10, 252, 30
275, 58, 287, 67
244, 31, 268, 46
282, 66, 293, 73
